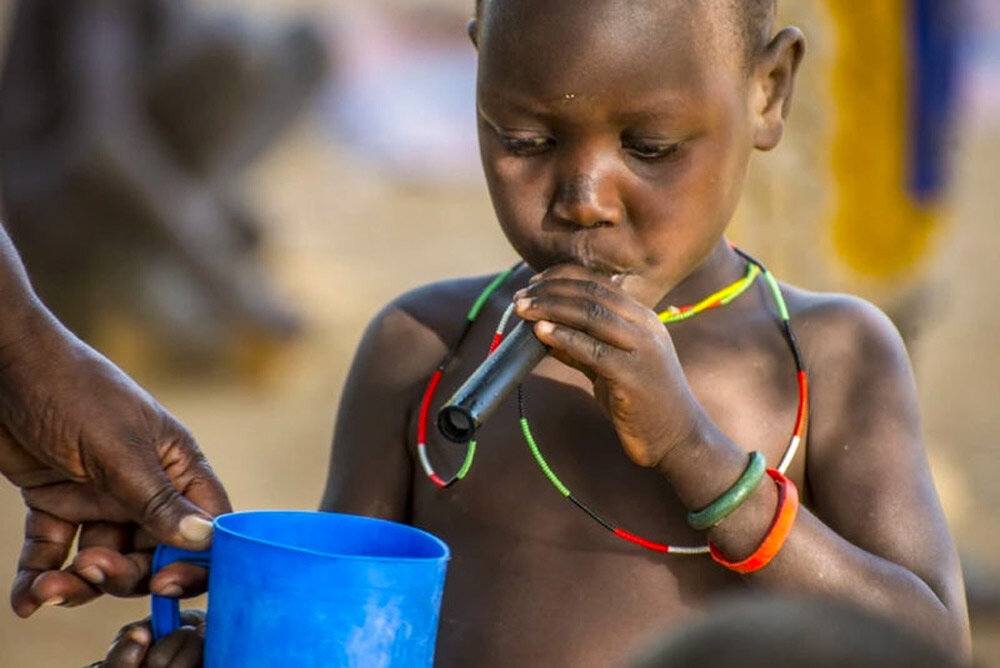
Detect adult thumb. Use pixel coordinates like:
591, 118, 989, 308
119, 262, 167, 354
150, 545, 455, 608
103, 445, 230, 550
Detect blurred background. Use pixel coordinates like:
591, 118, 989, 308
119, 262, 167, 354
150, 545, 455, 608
0, 0, 997, 664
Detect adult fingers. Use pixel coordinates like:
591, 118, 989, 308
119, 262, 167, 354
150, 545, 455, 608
99, 433, 229, 552
72, 546, 152, 598
10, 509, 96, 616
149, 562, 210, 599
13, 569, 101, 616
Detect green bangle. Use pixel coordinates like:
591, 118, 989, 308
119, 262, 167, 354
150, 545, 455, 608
687, 451, 767, 531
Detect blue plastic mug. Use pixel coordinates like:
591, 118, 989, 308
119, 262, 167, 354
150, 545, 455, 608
151, 511, 450, 667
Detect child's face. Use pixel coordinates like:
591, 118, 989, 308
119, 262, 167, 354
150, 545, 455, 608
476, 0, 761, 305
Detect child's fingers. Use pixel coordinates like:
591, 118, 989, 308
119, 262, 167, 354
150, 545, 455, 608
516, 289, 639, 352
103, 621, 152, 668
532, 319, 631, 378
531, 263, 622, 289
72, 545, 152, 597
518, 274, 644, 321
143, 613, 206, 668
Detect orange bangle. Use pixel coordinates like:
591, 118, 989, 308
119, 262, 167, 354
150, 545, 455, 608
709, 468, 799, 574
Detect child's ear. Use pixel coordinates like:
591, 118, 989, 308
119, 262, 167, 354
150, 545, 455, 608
751, 27, 805, 151
467, 18, 479, 48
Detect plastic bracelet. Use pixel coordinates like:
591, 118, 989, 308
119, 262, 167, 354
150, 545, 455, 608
687, 451, 767, 531
709, 468, 799, 574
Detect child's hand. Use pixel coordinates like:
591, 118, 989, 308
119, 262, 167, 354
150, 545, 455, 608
97, 610, 205, 668
514, 264, 707, 469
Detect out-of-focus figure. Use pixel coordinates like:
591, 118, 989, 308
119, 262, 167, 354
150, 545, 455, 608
734, 0, 1000, 634
632, 595, 967, 668
734, 0, 960, 349
0, 0, 327, 374
322, 0, 478, 187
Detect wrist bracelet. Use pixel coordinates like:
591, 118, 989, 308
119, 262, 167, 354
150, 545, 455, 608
687, 451, 767, 531
709, 468, 799, 574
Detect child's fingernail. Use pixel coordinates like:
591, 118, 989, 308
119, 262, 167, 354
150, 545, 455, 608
515, 298, 531, 312
536, 321, 555, 335
79, 566, 105, 585
158, 583, 184, 597
41, 597, 65, 607
179, 515, 214, 545
128, 626, 151, 645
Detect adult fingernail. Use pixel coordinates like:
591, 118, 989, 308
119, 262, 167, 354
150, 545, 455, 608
515, 298, 531, 313
158, 584, 184, 597
79, 566, 105, 585
41, 596, 64, 607
179, 515, 214, 545
536, 321, 555, 335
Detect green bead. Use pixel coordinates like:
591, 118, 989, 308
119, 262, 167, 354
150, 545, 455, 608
687, 451, 767, 531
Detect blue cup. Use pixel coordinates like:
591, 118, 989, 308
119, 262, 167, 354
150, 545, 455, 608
151, 511, 449, 667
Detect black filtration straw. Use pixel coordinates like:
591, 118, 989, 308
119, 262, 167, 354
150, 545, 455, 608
437, 321, 548, 443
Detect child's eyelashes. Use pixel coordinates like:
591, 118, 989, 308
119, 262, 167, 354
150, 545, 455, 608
498, 134, 556, 157
622, 139, 682, 162
492, 127, 683, 163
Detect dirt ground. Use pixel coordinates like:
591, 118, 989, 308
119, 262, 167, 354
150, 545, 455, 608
1, 2, 1000, 666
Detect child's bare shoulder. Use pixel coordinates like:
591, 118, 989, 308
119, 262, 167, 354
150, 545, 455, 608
353, 273, 513, 387
780, 283, 909, 371
779, 283, 919, 465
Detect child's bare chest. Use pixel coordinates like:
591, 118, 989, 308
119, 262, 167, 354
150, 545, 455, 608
409, 315, 805, 524
406, 320, 805, 664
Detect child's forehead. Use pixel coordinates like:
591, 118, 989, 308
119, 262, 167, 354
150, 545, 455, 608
477, 0, 744, 104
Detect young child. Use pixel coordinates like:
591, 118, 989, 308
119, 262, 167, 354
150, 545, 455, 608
99, 0, 971, 665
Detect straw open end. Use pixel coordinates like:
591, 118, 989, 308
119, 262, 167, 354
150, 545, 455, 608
437, 405, 477, 443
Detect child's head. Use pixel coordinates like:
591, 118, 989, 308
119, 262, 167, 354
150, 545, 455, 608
630, 594, 967, 668
470, 0, 803, 305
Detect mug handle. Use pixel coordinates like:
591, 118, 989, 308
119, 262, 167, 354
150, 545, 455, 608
150, 545, 212, 641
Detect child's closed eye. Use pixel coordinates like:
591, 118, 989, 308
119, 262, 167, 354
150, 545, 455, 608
497, 133, 556, 157
622, 137, 682, 162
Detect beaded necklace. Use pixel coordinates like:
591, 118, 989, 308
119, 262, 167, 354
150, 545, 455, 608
416, 249, 808, 554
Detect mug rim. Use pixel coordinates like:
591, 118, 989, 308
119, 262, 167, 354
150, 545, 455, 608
213, 510, 451, 562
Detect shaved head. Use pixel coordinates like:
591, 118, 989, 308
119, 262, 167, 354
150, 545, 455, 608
474, 0, 776, 62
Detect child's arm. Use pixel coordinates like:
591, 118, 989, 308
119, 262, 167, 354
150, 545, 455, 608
319, 283, 464, 519
515, 264, 970, 659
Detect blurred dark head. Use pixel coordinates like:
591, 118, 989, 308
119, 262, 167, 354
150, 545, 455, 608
631, 594, 968, 668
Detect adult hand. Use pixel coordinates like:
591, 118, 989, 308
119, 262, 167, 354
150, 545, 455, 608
0, 305, 229, 617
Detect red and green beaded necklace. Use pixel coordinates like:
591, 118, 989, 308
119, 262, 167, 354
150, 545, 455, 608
416, 248, 809, 555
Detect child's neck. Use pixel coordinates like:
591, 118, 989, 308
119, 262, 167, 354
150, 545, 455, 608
654, 239, 748, 313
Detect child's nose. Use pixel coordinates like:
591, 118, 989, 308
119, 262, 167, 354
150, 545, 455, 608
550, 172, 624, 228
